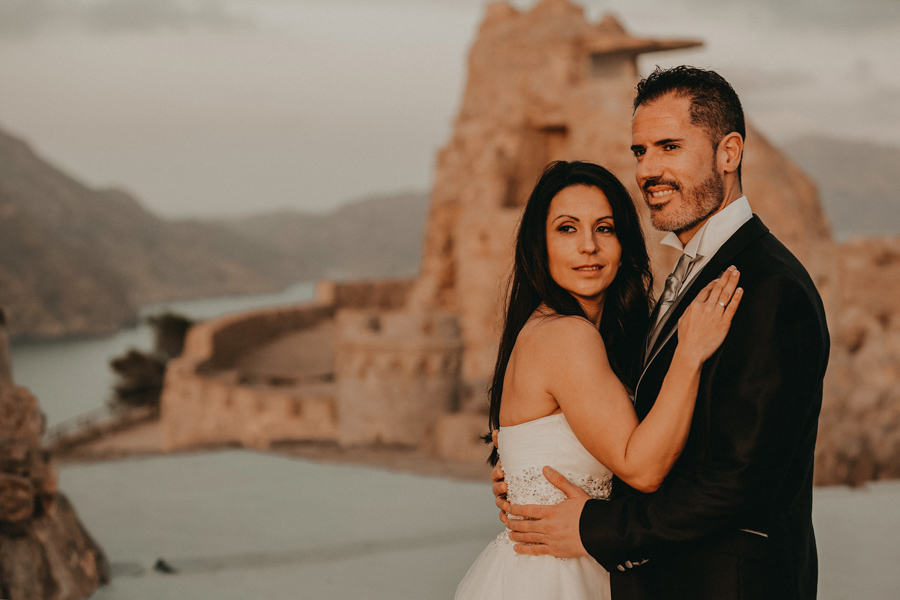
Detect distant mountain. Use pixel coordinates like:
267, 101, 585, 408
783, 136, 900, 240
0, 123, 430, 339
0, 128, 289, 339
215, 191, 430, 282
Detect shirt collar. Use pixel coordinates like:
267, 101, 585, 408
659, 196, 752, 259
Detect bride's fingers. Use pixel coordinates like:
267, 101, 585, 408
715, 268, 741, 307
704, 267, 735, 305
694, 278, 717, 304
723, 288, 743, 321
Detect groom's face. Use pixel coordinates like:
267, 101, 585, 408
631, 93, 725, 237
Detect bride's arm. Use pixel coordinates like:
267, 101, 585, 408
541, 269, 742, 492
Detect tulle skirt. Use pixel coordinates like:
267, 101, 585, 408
455, 530, 610, 600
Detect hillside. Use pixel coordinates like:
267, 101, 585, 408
215, 191, 429, 281
784, 136, 900, 239
0, 128, 289, 338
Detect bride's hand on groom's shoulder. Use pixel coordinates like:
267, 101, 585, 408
677, 266, 743, 365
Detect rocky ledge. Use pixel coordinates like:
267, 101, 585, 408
0, 311, 108, 599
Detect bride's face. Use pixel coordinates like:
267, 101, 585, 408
545, 185, 622, 313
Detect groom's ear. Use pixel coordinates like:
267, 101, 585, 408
718, 132, 744, 175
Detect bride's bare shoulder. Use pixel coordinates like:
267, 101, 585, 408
516, 308, 606, 358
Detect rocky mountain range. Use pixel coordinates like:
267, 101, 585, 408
1, 121, 896, 340
0, 125, 428, 339
0, 128, 294, 339
213, 190, 429, 283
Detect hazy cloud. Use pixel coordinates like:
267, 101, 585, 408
723, 66, 817, 94
676, 0, 900, 30
0, 0, 253, 38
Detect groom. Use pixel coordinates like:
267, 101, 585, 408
497, 66, 829, 600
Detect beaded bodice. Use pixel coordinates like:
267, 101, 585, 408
491, 413, 612, 551
499, 413, 612, 506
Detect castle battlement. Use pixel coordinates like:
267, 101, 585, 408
335, 310, 463, 447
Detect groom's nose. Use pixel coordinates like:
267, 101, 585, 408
636, 151, 662, 184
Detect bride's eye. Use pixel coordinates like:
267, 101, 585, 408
557, 224, 576, 233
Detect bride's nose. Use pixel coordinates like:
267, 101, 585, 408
579, 232, 599, 254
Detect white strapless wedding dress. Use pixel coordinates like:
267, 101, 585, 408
455, 413, 613, 599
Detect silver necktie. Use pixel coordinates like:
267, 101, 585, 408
645, 252, 696, 358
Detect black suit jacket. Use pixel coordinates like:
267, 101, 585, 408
579, 216, 830, 600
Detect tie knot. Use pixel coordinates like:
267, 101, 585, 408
660, 253, 693, 306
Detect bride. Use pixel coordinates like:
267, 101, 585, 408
455, 161, 742, 599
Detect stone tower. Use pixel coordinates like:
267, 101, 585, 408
335, 310, 462, 446
408, 0, 833, 403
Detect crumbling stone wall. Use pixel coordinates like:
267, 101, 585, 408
335, 310, 462, 447
159, 279, 416, 451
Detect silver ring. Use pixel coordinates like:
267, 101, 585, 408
718, 301, 726, 307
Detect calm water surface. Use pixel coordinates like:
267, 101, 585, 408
58, 451, 900, 600
9, 284, 899, 598
9, 282, 316, 427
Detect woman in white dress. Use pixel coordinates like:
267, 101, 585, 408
455, 161, 742, 599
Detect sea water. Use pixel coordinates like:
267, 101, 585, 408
58, 451, 899, 600
9, 281, 316, 427
8, 285, 900, 598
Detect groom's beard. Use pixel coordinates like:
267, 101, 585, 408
643, 166, 726, 234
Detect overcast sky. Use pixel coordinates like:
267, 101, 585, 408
0, 0, 898, 217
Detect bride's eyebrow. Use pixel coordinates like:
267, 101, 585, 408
551, 214, 580, 223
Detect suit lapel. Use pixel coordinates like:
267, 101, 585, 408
636, 216, 770, 398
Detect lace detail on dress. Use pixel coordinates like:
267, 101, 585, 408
490, 467, 612, 552
506, 466, 612, 506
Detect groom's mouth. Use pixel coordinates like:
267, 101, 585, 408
648, 188, 676, 199
642, 179, 680, 204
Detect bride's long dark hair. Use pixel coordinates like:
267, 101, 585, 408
486, 161, 653, 466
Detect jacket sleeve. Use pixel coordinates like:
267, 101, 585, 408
579, 273, 828, 571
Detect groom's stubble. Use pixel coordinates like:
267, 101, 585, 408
641, 155, 726, 235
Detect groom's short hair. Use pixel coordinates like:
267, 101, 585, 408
634, 66, 746, 180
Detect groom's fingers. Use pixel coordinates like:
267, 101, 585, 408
508, 529, 546, 544
513, 542, 551, 556
542, 466, 587, 499
506, 504, 551, 523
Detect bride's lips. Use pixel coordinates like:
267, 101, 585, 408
573, 264, 603, 271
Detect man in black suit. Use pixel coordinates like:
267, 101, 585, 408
500, 66, 830, 599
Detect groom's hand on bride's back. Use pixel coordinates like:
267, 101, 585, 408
491, 429, 509, 524
506, 466, 589, 559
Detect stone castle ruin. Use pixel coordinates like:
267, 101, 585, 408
160, 0, 900, 485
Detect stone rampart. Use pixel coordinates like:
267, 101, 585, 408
160, 278, 416, 451
335, 310, 463, 447
325, 278, 416, 311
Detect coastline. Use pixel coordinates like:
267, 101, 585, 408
50, 419, 494, 483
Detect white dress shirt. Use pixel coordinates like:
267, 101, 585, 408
653, 196, 753, 328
